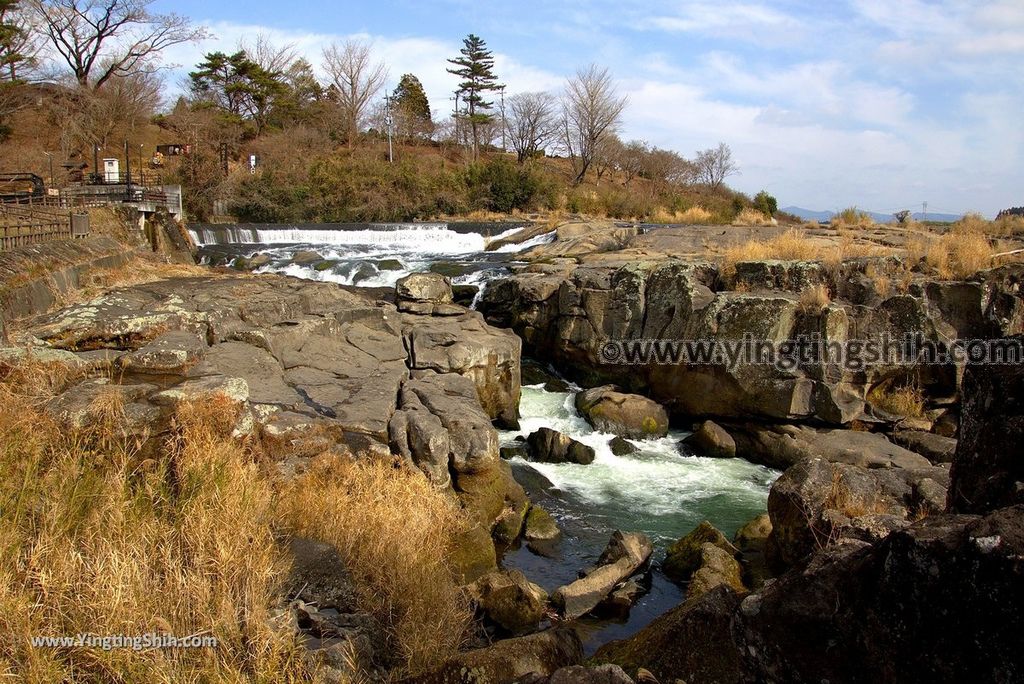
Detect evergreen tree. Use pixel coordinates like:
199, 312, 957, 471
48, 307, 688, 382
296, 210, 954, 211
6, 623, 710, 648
446, 34, 501, 160
189, 50, 285, 135
392, 73, 432, 141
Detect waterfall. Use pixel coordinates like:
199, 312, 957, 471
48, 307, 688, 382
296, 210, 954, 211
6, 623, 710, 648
187, 223, 486, 253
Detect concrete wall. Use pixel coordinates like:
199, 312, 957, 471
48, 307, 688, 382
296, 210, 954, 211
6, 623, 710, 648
0, 236, 133, 321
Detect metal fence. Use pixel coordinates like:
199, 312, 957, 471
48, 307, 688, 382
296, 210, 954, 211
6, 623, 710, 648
0, 203, 89, 250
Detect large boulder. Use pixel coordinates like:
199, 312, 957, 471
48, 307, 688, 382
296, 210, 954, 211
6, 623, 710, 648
467, 570, 548, 636
948, 343, 1024, 513
682, 420, 736, 458
526, 428, 596, 465
551, 531, 652, 619
663, 521, 738, 585
402, 310, 521, 427
767, 456, 948, 568
396, 272, 453, 314
725, 422, 933, 470
687, 543, 747, 599
416, 627, 584, 684
574, 387, 669, 439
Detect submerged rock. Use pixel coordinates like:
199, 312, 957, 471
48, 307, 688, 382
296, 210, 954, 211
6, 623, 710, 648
608, 436, 638, 456
524, 505, 561, 543
574, 386, 669, 439
552, 531, 652, 619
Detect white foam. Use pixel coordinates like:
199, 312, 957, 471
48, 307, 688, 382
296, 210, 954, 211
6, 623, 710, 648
493, 230, 557, 253
189, 223, 485, 253
502, 386, 777, 523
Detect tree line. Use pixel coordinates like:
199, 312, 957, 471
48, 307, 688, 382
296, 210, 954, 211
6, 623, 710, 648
0, 0, 745, 219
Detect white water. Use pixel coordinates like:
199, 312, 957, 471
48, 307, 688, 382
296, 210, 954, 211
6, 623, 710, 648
493, 230, 557, 253
189, 223, 486, 253
503, 385, 778, 543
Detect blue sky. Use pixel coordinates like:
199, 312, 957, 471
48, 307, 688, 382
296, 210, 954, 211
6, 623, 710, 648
152, 0, 1024, 216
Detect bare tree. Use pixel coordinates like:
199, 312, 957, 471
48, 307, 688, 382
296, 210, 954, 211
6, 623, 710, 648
694, 141, 739, 189
321, 39, 386, 146
240, 33, 297, 75
559, 64, 627, 185
504, 91, 556, 164
30, 0, 206, 89
619, 139, 649, 185
643, 146, 696, 186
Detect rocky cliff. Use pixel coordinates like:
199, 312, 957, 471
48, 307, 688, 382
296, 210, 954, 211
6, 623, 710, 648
480, 258, 1023, 427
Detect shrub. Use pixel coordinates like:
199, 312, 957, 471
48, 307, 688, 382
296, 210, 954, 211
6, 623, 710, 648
466, 157, 549, 214
831, 206, 874, 228
753, 190, 778, 217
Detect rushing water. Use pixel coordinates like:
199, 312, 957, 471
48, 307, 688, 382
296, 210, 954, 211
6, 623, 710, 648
501, 382, 778, 652
188, 222, 779, 651
188, 222, 552, 289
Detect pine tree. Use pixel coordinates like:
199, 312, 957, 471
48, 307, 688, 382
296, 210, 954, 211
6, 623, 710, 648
446, 34, 501, 160
392, 73, 432, 140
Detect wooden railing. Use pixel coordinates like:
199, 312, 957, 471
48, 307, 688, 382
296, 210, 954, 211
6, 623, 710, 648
0, 203, 89, 250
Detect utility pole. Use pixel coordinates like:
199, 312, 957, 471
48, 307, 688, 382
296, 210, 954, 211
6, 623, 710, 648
384, 94, 394, 163
452, 91, 461, 149
43, 151, 54, 188
124, 140, 132, 198
922, 201, 928, 222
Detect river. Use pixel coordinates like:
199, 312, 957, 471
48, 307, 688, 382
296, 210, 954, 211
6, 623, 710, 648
186, 221, 779, 651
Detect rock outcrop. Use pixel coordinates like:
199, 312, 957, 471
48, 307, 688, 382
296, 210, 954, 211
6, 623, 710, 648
948, 341, 1024, 513
479, 259, 1024, 427
597, 508, 1024, 684
767, 455, 948, 567
6, 274, 525, 553
682, 420, 735, 458
595, 335, 1024, 683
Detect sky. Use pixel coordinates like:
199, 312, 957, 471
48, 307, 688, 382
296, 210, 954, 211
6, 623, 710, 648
149, 0, 1024, 216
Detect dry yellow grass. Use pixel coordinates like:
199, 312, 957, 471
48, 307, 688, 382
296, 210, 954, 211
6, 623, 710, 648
0, 383, 306, 682
905, 223, 995, 280
869, 382, 925, 418
0, 354, 472, 682
651, 206, 713, 224
798, 284, 832, 314
732, 207, 773, 226
282, 456, 472, 676
830, 207, 875, 229
722, 228, 821, 275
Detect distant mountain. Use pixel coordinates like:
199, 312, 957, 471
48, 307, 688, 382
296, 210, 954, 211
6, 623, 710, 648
781, 206, 961, 223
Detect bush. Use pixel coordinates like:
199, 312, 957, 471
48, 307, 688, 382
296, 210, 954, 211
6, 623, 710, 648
753, 190, 778, 217
466, 157, 549, 213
